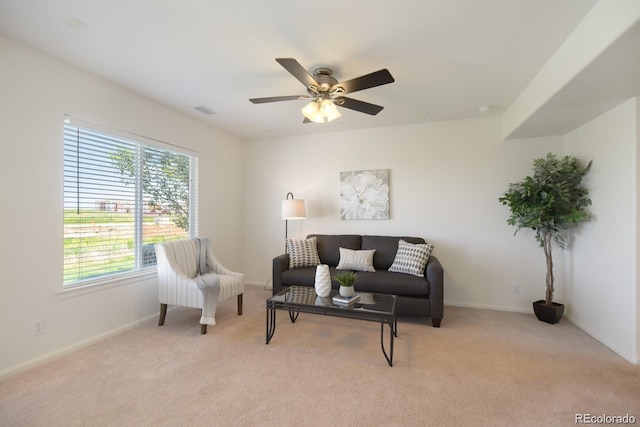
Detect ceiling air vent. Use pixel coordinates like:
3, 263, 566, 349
194, 105, 215, 115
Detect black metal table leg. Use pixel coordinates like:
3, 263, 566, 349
266, 287, 398, 366
380, 318, 395, 367
394, 315, 398, 337
266, 305, 276, 344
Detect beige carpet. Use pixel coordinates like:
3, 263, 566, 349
1, 285, 638, 427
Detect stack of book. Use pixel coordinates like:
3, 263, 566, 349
332, 293, 360, 306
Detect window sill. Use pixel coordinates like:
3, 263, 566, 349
58, 269, 157, 299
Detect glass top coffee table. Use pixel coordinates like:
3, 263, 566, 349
266, 286, 397, 366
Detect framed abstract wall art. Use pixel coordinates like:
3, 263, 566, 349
340, 169, 390, 220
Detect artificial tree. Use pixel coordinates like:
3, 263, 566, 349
499, 153, 592, 321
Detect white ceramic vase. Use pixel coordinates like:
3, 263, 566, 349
314, 264, 331, 297
339, 285, 355, 297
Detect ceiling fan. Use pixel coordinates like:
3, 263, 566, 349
249, 58, 394, 123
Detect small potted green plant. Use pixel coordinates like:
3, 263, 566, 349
499, 153, 592, 324
334, 271, 357, 297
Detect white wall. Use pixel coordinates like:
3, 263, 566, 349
503, 0, 640, 139
244, 117, 564, 312
637, 98, 640, 364
2, 31, 637, 375
564, 97, 638, 363
0, 35, 245, 375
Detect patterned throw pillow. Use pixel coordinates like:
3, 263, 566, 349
388, 239, 434, 277
336, 248, 376, 272
286, 237, 321, 269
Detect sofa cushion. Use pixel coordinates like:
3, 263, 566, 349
281, 268, 430, 297
286, 237, 321, 269
353, 270, 430, 297
281, 266, 318, 286
307, 234, 362, 266
361, 235, 425, 270
389, 239, 435, 277
336, 248, 376, 272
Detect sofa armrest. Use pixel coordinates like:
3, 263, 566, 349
272, 254, 289, 295
425, 255, 444, 327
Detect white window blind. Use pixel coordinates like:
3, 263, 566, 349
63, 119, 198, 287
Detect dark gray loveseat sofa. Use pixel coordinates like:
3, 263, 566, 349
272, 234, 443, 327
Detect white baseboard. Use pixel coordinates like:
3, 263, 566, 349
246, 280, 272, 291
2, 286, 272, 380
6, 295, 632, 380
565, 314, 639, 365
448, 301, 638, 365
445, 300, 532, 314
0, 312, 160, 381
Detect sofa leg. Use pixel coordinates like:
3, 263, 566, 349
201, 324, 207, 334
432, 318, 442, 328
237, 294, 243, 316
158, 304, 167, 326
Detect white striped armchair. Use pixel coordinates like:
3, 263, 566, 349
155, 238, 244, 334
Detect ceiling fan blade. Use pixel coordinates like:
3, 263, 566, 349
333, 69, 394, 94
335, 97, 384, 115
276, 58, 319, 88
249, 95, 302, 104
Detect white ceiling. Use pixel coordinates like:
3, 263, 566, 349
0, 0, 620, 141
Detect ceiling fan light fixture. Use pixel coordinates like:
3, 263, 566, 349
320, 98, 341, 122
301, 98, 341, 123
301, 100, 324, 123
251, 58, 394, 123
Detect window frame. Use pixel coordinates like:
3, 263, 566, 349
62, 115, 198, 290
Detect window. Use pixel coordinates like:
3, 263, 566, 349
63, 117, 198, 287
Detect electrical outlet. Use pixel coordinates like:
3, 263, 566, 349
512, 284, 520, 295
32, 319, 45, 336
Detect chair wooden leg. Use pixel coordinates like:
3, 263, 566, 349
158, 303, 167, 326
201, 324, 207, 334
237, 294, 243, 316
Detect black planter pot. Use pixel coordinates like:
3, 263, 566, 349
532, 300, 564, 324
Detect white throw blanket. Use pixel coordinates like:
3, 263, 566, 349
194, 237, 220, 326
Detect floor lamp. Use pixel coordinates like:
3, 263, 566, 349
281, 192, 306, 251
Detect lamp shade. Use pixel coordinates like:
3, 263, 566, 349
301, 98, 341, 123
281, 198, 306, 220
320, 99, 341, 122
301, 101, 324, 123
